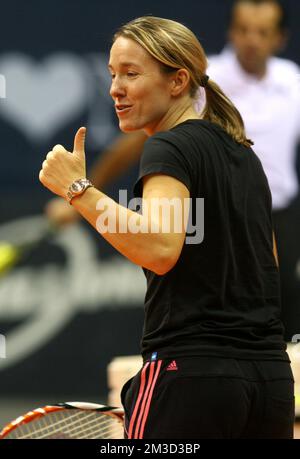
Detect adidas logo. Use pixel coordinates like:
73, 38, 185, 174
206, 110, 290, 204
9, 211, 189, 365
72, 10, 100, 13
166, 360, 178, 371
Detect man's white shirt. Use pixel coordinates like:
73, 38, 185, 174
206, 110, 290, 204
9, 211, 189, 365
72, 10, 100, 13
197, 47, 300, 210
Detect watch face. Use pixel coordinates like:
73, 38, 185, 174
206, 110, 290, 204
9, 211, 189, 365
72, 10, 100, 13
71, 181, 83, 193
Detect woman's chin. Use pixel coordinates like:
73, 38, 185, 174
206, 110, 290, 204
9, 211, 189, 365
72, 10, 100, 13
119, 122, 140, 133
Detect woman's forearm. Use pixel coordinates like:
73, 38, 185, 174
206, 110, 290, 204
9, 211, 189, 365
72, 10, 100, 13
71, 187, 178, 275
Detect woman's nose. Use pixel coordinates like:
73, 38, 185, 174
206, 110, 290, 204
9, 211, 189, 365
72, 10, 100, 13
110, 76, 126, 99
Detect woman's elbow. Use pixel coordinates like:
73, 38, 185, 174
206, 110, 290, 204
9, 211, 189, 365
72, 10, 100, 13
149, 250, 180, 276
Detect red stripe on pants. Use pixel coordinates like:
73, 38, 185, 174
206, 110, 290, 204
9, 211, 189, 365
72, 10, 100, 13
127, 362, 149, 439
133, 361, 156, 439
139, 359, 162, 439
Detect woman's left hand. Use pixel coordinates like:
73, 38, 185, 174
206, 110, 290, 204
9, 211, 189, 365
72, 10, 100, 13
39, 127, 87, 199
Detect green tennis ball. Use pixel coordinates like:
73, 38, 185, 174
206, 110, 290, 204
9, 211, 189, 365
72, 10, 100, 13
0, 243, 20, 274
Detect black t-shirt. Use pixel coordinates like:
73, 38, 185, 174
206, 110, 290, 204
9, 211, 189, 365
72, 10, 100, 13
134, 119, 287, 361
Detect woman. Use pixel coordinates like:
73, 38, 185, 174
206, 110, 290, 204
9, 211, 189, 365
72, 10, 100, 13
40, 16, 294, 439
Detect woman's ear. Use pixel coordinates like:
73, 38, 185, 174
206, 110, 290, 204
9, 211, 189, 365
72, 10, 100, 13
170, 69, 190, 96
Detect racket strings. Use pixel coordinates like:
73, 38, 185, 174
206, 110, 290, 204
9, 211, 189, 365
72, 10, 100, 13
39, 412, 122, 439
12, 414, 122, 439
36, 415, 121, 440
52, 413, 123, 440
6, 409, 124, 439
70, 418, 123, 440
11, 410, 89, 439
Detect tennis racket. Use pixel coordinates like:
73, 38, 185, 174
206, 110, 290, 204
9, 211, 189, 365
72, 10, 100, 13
0, 215, 57, 276
0, 402, 124, 439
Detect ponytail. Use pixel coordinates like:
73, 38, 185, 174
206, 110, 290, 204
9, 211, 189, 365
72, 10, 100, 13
201, 79, 254, 148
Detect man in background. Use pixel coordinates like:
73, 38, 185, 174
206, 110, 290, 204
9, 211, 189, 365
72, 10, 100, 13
46, 0, 300, 342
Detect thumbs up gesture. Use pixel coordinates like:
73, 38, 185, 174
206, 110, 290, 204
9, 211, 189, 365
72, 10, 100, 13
39, 127, 87, 199
73, 126, 86, 161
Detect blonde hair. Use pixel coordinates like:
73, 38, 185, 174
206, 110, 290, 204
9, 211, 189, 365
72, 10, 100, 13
114, 16, 253, 147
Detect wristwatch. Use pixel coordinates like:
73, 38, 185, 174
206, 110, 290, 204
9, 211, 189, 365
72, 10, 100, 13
66, 178, 94, 204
